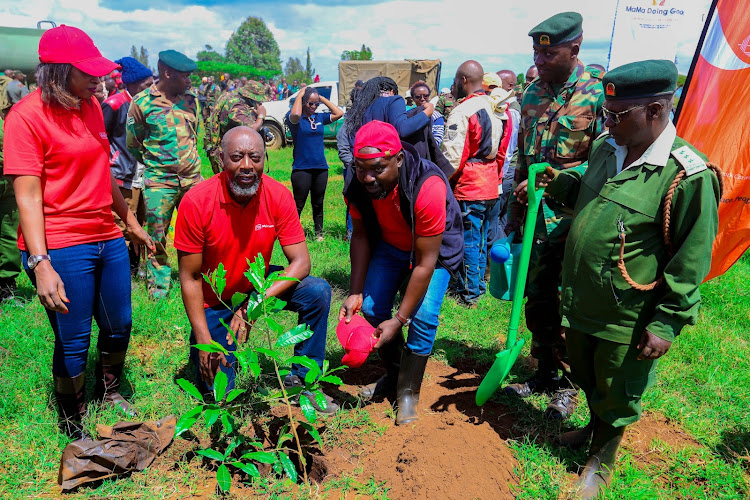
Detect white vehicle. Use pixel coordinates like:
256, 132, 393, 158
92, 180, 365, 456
261, 81, 343, 149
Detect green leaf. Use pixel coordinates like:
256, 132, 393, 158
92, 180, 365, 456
264, 317, 284, 335
204, 407, 220, 429
272, 459, 283, 475
196, 448, 225, 461
278, 452, 298, 482
300, 394, 317, 423
204, 262, 227, 297
278, 369, 290, 378
231, 461, 260, 478
256, 347, 281, 361
304, 365, 321, 385
231, 292, 248, 308
241, 451, 277, 464
318, 375, 343, 385
313, 390, 328, 411
247, 441, 264, 449
213, 370, 228, 402
221, 412, 235, 434
265, 296, 286, 313
218, 317, 233, 333
176, 378, 204, 402
246, 293, 264, 321
277, 433, 294, 449
226, 388, 244, 403
275, 324, 314, 348
175, 405, 204, 436
266, 270, 300, 284
225, 438, 242, 458
216, 464, 231, 492
194, 341, 228, 355
325, 364, 348, 375
285, 356, 319, 372
243, 257, 265, 292
299, 422, 322, 444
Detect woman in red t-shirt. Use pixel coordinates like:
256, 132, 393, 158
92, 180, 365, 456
3, 26, 154, 438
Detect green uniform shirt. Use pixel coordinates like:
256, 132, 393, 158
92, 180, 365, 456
204, 88, 260, 171
546, 130, 720, 344
126, 84, 202, 187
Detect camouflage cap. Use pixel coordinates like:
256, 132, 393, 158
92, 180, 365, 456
239, 80, 265, 102
529, 12, 583, 47
158, 50, 197, 72
603, 60, 677, 100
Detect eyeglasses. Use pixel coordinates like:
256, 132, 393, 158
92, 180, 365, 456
413, 93, 430, 101
602, 104, 646, 124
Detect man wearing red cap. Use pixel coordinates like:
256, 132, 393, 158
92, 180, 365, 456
341, 120, 464, 425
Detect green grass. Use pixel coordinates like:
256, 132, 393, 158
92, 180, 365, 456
0, 141, 748, 499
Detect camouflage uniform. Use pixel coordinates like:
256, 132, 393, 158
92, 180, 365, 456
200, 83, 218, 121
435, 92, 458, 121
205, 82, 265, 174
0, 116, 21, 291
512, 61, 604, 372
126, 84, 202, 298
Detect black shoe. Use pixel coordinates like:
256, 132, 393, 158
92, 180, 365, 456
283, 375, 340, 415
54, 374, 87, 439
574, 421, 626, 499
544, 388, 579, 420
503, 369, 559, 398
395, 348, 429, 425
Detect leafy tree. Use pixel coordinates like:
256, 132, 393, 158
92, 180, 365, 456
305, 47, 315, 81
340, 44, 373, 61
129, 45, 149, 67
284, 56, 308, 84
225, 17, 282, 73
197, 44, 225, 63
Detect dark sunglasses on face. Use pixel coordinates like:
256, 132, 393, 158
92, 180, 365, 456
413, 93, 430, 100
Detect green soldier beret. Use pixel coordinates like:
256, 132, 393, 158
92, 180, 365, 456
239, 80, 266, 102
158, 50, 197, 72
603, 60, 678, 100
529, 12, 583, 47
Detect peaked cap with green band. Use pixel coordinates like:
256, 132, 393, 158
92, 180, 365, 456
158, 50, 197, 72
239, 80, 265, 102
603, 59, 678, 100
529, 12, 583, 47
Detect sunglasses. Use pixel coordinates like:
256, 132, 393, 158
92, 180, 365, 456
602, 104, 646, 124
413, 93, 430, 100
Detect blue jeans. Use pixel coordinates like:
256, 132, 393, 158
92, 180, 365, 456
459, 199, 498, 304
22, 238, 132, 378
486, 195, 502, 253
360, 241, 451, 355
190, 273, 332, 393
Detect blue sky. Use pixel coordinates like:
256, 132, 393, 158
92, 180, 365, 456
2, 0, 711, 89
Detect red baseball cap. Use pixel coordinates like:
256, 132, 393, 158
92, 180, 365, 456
353, 120, 403, 159
38, 25, 120, 77
336, 315, 377, 368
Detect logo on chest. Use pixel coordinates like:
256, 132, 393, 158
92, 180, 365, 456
255, 223, 275, 231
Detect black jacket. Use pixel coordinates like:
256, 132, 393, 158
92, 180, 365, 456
343, 142, 464, 277
404, 106, 453, 177
101, 93, 138, 189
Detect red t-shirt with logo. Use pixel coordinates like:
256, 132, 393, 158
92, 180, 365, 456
349, 177, 447, 251
3, 89, 121, 250
174, 173, 306, 308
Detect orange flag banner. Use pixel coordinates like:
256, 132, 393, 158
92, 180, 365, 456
675, 0, 750, 281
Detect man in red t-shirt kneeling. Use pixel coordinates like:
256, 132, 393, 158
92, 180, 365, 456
175, 126, 338, 414
341, 121, 464, 425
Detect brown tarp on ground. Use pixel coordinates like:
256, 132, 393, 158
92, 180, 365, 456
57, 415, 176, 492
338, 59, 442, 106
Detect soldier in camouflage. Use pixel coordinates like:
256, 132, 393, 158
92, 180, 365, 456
0, 115, 21, 301
205, 80, 268, 174
435, 90, 458, 121
126, 50, 202, 299
504, 12, 605, 420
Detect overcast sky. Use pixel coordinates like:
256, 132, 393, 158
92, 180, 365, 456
2, 0, 712, 88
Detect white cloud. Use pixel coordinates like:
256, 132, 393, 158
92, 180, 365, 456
1, 0, 711, 85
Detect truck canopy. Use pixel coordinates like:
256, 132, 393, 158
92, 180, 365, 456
338, 59, 441, 107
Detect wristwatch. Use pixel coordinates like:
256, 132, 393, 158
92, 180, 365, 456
395, 312, 411, 327
257, 114, 265, 120
28, 254, 52, 270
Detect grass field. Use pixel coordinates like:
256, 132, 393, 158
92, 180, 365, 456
0, 142, 748, 499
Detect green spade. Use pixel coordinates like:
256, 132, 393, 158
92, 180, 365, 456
476, 162, 549, 406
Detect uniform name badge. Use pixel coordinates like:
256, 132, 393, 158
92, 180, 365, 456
672, 146, 707, 176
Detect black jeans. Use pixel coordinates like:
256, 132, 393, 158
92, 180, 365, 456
291, 168, 328, 236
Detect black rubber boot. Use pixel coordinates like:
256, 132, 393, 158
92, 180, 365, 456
574, 420, 626, 499
54, 373, 87, 439
95, 351, 137, 417
360, 336, 403, 401
395, 348, 429, 426
558, 405, 598, 448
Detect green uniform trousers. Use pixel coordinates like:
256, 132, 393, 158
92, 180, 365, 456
566, 328, 658, 428
143, 183, 195, 298
0, 177, 20, 281
525, 200, 570, 372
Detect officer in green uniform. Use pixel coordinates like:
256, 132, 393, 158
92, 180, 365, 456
126, 50, 201, 299
505, 12, 605, 420
205, 80, 267, 174
0, 115, 21, 300
527, 60, 720, 499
